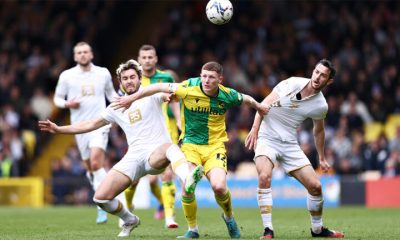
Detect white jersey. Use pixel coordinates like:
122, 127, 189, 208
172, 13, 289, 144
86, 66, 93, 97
101, 93, 172, 151
55, 63, 117, 124
259, 77, 328, 143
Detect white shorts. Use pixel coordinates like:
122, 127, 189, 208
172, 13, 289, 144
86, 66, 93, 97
75, 125, 110, 160
254, 138, 311, 174
112, 144, 165, 182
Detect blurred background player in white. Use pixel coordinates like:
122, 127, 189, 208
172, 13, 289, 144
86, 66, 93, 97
245, 59, 344, 239
40, 59, 202, 238
53, 42, 118, 224
122, 45, 181, 228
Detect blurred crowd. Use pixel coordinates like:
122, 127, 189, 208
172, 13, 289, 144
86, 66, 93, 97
151, 0, 400, 177
0, 1, 118, 178
1, 0, 400, 195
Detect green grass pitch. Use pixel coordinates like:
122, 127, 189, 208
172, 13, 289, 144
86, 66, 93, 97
1, 206, 399, 239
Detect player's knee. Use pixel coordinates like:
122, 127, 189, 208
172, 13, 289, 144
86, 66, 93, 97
211, 182, 226, 196
308, 181, 322, 195
90, 149, 105, 168
161, 170, 173, 181
166, 144, 185, 163
90, 162, 102, 170
93, 192, 112, 201
258, 171, 272, 187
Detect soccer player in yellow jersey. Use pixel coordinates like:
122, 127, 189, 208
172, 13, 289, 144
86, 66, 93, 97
112, 61, 269, 239
122, 45, 181, 228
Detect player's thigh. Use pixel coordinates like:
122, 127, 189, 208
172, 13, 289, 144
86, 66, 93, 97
148, 143, 171, 170
95, 169, 131, 200
181, 143, 202, 166
290, 165, 320, 191
89, 147, 106, 169
114, 149, 161, 185
202, 142, 227, 175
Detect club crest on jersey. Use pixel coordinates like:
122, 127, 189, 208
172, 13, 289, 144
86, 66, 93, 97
289, 102, 300, 109
218, 102, 225, 109
128, 109, 142, 124
81, 85, 95, 96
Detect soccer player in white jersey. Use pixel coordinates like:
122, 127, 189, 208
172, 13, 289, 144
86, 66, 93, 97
53, 42, 118, 224
40, 59, 202, 238
122, 45, 182, 228
245, 59, 344, 238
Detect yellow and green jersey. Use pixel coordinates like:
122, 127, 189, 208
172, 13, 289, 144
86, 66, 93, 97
175, 77, 243, 145
141, 69, 174, 116
142, 69, 179, 142
142, 69, 174, 86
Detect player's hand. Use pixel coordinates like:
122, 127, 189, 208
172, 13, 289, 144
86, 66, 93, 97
111, 95, 134, 111
169, 94, 179, 102
38, 119, 59, 133
245, 127, 259, 150
162, 93, 176, 103
66, 98, 80, 109
319, 159, 330, 173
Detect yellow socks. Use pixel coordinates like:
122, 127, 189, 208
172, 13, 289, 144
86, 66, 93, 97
162, 181, 176, 218
124, 185, 136, 210
182, 195, 197, 228
215, 190, 233, 218
150, 182, 163, 205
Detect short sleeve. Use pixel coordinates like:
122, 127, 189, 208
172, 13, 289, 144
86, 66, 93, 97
174, 80, 189, 99
272, 79, 290, 97
310, 98, 328, 120
54, 71, 68, 97
226, 88, 243, 106
104, 68, 118, 101
100, 106, 115, 124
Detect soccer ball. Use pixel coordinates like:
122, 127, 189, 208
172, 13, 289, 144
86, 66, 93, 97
205, 0, 233, 25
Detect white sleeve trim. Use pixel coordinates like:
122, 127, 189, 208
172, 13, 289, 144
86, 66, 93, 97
53, 95, 66, 108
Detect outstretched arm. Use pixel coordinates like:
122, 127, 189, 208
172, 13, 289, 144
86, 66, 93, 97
38, 117, 108, 134
111, 83, 176, 111
242, 94, 269, 116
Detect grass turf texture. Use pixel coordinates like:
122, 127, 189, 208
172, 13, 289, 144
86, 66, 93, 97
0, 206, 399, 239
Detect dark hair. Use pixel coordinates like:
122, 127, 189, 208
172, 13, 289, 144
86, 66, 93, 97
202, 61, 223, 75
318, 59, 336, 79
116, 59, 142, 81
139, 44, 156, 53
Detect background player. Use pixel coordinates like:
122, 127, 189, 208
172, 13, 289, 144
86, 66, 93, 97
53, 42, 118, 224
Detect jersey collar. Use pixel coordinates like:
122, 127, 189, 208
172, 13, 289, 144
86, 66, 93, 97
200, 83, 220, 98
